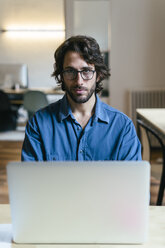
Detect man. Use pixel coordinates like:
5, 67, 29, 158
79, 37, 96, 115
21, 35, 141, 161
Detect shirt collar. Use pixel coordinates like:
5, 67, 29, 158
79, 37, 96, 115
58, 94, 109, 124
58, 94, 73, 122
93, 95, 109, 124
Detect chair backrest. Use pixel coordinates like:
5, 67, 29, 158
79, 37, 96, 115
0, 63, 28, 88
0, 90, 18, 131
137, 119, 165, 205
23, 90, 49, 119
137, 119, 164, 155
0, 90, 11, 111
137, 121, 150, 161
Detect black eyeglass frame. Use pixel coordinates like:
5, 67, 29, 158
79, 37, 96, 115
62, 68, 96, 81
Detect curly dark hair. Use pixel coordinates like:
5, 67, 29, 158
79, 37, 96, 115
52, 35, 110, 93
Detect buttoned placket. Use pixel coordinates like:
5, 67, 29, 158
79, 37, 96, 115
71, 117, 93, 161
77, 131, 87, 160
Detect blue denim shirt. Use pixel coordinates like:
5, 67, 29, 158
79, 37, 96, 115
21, 94, 142, 161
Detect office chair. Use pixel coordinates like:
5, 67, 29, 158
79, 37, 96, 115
0, 90, 18, 131
137, 119, 165, 205
23, 90, 49, 119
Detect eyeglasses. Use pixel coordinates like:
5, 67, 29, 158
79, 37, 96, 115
62, 68, 96, 81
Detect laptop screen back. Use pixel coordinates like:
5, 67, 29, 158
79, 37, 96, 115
7, 161, 150, 244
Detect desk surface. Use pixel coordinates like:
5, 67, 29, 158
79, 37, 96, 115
136, 108, 165, 138
0, 126, 25, 141
4, 88, 64, 106
0, 205, 165, 248
4, 88, 64, 95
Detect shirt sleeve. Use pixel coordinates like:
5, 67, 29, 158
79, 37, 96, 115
21, 117, 44, 161
117, 121, 142, 160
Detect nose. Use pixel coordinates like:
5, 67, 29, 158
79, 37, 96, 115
76, 71, 84, 85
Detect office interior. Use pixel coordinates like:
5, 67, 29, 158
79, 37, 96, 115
0, 0, 165, 205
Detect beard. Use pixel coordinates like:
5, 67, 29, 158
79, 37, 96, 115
63, 82, 96, 104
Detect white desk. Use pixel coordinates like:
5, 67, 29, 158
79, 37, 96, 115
136, 108, 165, 138
4, 88, 64, 105
0, 205, 165, 248
0, 126, 25, 141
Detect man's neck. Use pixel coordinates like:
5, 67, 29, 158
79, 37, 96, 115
67, 93, 96, 129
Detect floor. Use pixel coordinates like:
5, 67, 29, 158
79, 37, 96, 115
0, 142, 164, 205
0, 141, 22, 204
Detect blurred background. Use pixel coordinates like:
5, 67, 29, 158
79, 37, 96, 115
0, 0, 165, 205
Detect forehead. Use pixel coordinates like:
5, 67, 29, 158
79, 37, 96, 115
63, 51, 94, 69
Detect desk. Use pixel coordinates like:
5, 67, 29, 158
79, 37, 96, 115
0, 126, 25, 141
4, 88, 64, 105
0, 205, 165, 248
4, 88, 64, 95
136, 108, 165, 138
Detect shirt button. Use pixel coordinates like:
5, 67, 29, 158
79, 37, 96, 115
77, 127, 80, 131
80, 150, 83, 153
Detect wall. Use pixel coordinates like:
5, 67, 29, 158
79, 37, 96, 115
1, 0, 165, 100
65, 0, 111, 95
73, 0, 110, 51
110, 0, 165, 116
0, 0, 65, 88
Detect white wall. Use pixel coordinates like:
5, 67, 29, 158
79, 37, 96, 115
0, 33, 64, 88
74, 0, 110, 51
0, 0, 65, 88
110, 0, 165, 116
65, 0, 111, 94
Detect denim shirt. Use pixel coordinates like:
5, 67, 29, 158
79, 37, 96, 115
21, 94, 142, 161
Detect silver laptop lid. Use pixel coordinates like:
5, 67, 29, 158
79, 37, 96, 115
7, 161, 150, 244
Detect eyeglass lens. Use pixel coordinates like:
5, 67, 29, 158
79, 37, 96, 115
63, 69, 95, 80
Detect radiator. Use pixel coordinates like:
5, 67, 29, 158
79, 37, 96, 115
129, 88, 165, 147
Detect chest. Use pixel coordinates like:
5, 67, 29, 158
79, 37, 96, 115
42, 120, 121, 161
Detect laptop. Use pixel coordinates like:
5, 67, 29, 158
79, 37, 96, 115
7, 161, 150, 244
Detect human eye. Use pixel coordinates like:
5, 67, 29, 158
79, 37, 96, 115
65, 68, 76, 74
63, 68, 77, 80
82, 68, 92, 73
81, 68, 94, 80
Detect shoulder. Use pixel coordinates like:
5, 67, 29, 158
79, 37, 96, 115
99, 99, 132, 126
37, 98, 62, 117
27, 98, 63, 129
